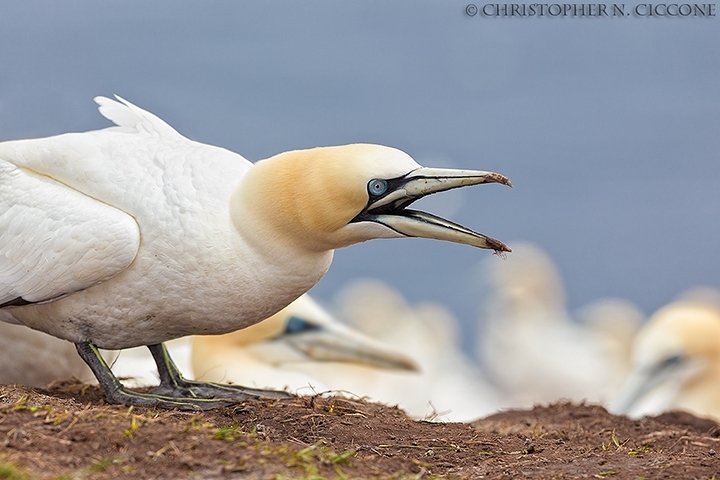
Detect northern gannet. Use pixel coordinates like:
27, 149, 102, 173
476, 242, 638, 406
192, 294, 417, 395
576, 297, 644, 374
0, 96, 511, 410
303, 279, 502, 422
611, 296, 720, 422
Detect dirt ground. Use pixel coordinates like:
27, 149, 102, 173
0, 381, 718, 479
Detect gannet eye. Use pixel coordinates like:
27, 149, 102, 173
663, 354, 684, 367
285, 316, 321, 334
367, 179, 388, 197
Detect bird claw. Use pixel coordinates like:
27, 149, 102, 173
148, 379, 293, 401
106, 386, 236, 411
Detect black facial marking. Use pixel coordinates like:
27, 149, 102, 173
284, 316, 322, 335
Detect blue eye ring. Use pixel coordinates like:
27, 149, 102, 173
285, 316, 321, 334
286, 316, 309, 334
367, 179, 388, 196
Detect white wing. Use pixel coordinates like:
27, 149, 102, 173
0, 160, 139, 306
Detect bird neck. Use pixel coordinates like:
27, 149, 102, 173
227, 179, 333, 305
230, 149, 376, 252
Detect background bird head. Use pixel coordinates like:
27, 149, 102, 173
612, 300, 720, 416
192, 294, 418, 373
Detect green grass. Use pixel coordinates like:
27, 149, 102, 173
89, 457, 124, 473
213, 424, 243, 441
0, 459, 33, 480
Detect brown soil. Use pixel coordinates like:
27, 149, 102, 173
0, 381, 718, 479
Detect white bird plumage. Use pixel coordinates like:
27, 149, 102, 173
611, 289, 720, 422
192, 294, 417, 395
324, 279, 502, 422
477, 242, 642, 407
1, 96, 268, 347
0, 96, 510, 409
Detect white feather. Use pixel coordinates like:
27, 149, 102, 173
95, 95, 182, 139
0, 96, 324, 349
0, 161, 139, 304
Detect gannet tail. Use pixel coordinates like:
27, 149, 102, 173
94, 95, 183, 139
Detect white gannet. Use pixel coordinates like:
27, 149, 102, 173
611, 296, 720, 422
302, 279, 502, 422
476, 242, 635, 406
192, 294, 417, 395
0, 96, 511, 410
575, 297, 644, 382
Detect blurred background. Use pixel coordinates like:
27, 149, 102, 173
1, 1, 718, 356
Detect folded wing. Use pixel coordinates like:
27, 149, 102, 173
0, 160, 139, 306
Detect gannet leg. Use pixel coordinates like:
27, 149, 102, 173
147, 343, 292, 400
145, 343, 192, 396
75, 342, 236, 411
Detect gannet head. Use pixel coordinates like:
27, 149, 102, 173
192, 294, 418, 373
232, 144, 511, 253
612, 302, 720, 415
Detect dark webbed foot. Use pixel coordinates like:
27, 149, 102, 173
147, 343, 292, 400
104, 383, 238, 411
75, 342, 292, 411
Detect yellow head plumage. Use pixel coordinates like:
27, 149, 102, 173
633, 302, 720, 367
230, 143, 511, 256
231, 144, 419, 251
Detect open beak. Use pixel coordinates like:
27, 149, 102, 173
282, 322, 419, 372
353, 167, 512, 253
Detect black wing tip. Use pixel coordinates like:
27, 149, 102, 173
0, 297, 34, 308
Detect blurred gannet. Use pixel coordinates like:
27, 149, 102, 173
576, 297, 644, 376
0, 96, 511, 410
675, 285, 720, 309
0, 321, 97, 387
0, 321, 121, 388
477, 242, 636, 406
337, 280, 459, 375
192, 294, 417, 395
299, 279, 502, 422
612, 296, 720, 422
